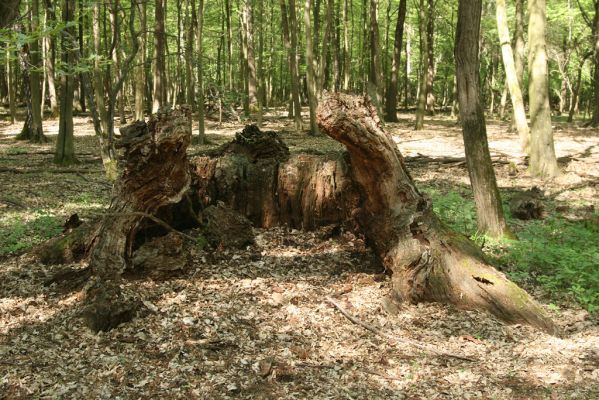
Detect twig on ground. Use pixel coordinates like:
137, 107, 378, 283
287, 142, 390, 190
325, 296, 476, 362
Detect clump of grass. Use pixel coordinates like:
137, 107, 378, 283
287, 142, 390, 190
423, 187, 599, 312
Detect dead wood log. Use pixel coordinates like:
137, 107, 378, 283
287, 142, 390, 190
84, 107, 193, 331
316, 92, 557, 334
190, 125, 360, 230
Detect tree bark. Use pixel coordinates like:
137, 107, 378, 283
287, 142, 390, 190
85, 107, 193, 331
528, 0, 559, 177
17, 0, 47, 143
304, 0, 319, 135
568, 53, 589, 122
384, 0, 407, 122
590, 1, 599, 126
54, 0, 77, 166
152, 0, 167, 113
196, 0, 206, 144
456, 0, 513, 239
496, 0, 530, 153
135, 1, 147, 121
414, 0, 428, 130
44, 0, 59, 117
316, 92, 556, 334
425, 0, 435, 115
368, 0, 383, 115
280, 0, 303, 132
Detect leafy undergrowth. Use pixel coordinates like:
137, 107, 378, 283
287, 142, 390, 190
0, 210, 62, 257
424, 187, 599, 313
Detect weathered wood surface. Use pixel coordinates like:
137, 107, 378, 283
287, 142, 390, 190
190, 125, 360, 230
316, 92, 557, 334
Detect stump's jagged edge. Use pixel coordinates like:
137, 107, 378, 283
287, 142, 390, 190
316, 92, 557, 334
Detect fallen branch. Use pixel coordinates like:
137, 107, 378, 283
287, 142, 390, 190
325, 297, 476, 362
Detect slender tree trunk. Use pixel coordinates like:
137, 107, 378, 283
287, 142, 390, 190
17, 0, 46, 143
134, 1, 146, 120
384, 0, 407, 122
55, 0, 77, 165
242, 0, 261, 125
367, 0, 383, 114
281, 0, 303, 132
196, 0, 206, 144
590, 1, 599, 126
43, 0, 59, 117
528, 0, 559, 177
425, 0, 435, 115
78, 0, 86, 113
496, 0, 530, 153
225, 0, 233, 92
456, 0, 513, 238
342, 0, 350, 90
93, 2, 109, 134
152, 0, 167, 113
316, 0, 333, 94
7, 47, 16, 124
404, 25, 411, 109
184, 0, 195, 112
568, 54, 589, 122
414, 0, 428, 130
304, 0, 319, 135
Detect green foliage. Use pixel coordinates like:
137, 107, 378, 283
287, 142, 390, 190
425, 187, 599, 312
0, 210, 63, 257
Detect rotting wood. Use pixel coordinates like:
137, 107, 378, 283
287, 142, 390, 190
317, 92, 557, 334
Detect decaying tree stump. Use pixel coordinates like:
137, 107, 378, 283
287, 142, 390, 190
316, 92, 557, 334
84, 107, 194, 331
190, 124, 359, 230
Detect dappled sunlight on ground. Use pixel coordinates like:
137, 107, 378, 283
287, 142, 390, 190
1, 111, 598, 398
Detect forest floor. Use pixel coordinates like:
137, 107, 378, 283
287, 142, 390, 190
0, 111, 598, 399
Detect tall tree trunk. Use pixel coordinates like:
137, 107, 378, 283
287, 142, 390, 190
514, 0, 526, 86
55, 0, 77, 165
317, 0, 334, 93
17, 0, 47, 143
242, 0, 262, 125
6, 47, 16, 124
368, 0, 383, 114
196, 0, 206, 144
135, 1, 147, 120
281, 0, 303, 132
110, 0, 126, 125
78, 0, 86, 113
456, 0, 513, 239
317, 92, 556, 334
425, 0, 435, 114
590, 1, 599, 126
93, 1, 109, 135
568, 53, 589, 123
304, 0, 319, 135
528, 0, 559, 177
342, 0, 350, 90
384, 0, 407, 122
414, 0, 428, 130
43, 0, 59, 117
152, 0, 167, 113
404, 25, 411, 109
225, 0, 233, 92
496, 0, 530, 152
184, 0, 195, 111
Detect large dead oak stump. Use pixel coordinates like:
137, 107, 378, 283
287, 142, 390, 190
316, 92, 557, 334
